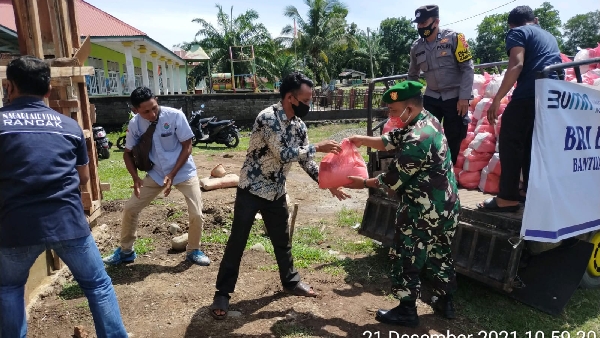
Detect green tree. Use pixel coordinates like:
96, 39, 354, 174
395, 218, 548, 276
533, 2, 563, 50
563, 10, 600, 55
378, 17, 418, 75
473, 13, 509, 63
280, 0, 352, 83
179, 4, 276, 89
346, 28, 389, 78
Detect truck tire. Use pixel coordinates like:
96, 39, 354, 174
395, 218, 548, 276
581, 231, 600, 289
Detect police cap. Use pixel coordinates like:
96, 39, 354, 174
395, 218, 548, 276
412, 5, 439, 23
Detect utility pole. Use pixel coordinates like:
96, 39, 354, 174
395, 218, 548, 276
367, 27, 375, 79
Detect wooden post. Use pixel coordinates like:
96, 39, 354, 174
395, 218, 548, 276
12, 0, 44, 57
289, 203, 299, 242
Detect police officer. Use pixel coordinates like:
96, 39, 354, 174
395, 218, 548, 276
408, 4, 474, 165
347, 81, 460, 327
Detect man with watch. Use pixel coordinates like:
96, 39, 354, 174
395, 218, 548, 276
346, 81, 460, 327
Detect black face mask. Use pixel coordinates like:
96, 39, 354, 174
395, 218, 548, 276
418, 21, 436, 39
292, 99, 310, 118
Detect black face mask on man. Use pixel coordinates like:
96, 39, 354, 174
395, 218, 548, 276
418, 21, 436, 39
291, 97, 310, 118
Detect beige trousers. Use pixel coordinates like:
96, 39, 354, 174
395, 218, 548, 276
120, 175, 203, 252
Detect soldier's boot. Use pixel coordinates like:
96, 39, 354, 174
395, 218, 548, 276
433, 294, 456, 319
375, 301, 419, 328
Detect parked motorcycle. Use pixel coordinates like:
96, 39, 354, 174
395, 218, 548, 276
189, 104, 240, 148
93, 125, 111, 159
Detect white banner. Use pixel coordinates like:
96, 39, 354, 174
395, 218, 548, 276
522, 79, 600, 242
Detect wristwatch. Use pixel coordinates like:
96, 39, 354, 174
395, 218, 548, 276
363, 179, 368, 188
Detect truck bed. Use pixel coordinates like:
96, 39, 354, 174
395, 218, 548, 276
458, 188, 523, 233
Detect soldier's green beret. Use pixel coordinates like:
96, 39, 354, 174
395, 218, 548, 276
382, 81, 424, 104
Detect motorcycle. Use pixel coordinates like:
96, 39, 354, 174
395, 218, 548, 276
189, 104, 240, 148
93, 125, 111, 159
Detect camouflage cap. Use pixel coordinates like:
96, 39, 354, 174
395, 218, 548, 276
382, 81, 424, 103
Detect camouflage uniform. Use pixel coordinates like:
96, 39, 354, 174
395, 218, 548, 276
377, 110, 460, 301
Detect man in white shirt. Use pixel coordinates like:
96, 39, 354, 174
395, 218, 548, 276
103, 87, 210, 266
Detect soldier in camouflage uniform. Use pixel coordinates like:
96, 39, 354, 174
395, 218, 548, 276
346, 81, 460, 327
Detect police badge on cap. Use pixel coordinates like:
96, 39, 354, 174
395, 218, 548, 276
412, 5, 439, 23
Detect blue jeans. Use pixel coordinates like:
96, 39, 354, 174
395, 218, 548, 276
0, 234, 128, 338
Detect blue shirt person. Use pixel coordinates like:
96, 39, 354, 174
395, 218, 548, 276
102, 87, 210, 266
479, 6, 561, 211
0, 56, 128, 337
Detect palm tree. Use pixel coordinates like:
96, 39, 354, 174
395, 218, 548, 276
348, 29, 389, 78
179, 4, 277, 88
279, 0, 353, 83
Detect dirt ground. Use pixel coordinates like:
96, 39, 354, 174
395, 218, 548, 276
26, 152, 468, 338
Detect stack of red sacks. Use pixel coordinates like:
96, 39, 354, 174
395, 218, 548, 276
455, 72, 511, 192
564, 45, 600, 86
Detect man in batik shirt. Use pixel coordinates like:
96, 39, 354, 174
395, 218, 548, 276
210, 72, 350, 320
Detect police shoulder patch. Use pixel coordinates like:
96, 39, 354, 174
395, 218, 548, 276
454, 33, 472, 63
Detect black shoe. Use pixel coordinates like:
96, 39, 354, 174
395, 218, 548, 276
433, 295, 456, 319
375, 303, 419, 327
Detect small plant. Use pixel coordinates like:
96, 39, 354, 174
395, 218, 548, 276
134, 238, 155, 255
336, 207, 362, 227
59, 281, 84, 300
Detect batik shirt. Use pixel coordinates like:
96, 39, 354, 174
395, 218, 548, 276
238, 102, 319, 201
378, 111, 460, 230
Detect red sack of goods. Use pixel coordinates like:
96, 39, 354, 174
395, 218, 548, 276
455, 153, 465, 168
468, 132, 496, 153
460, 132, 475, 151
470, 96, 482, 111
318, 139, 368, 189
474, 123, 495, 135
458, 170, 481, 189
463, 148, 493, 172
478, 167, 500, 194
487, 153, 501, 176
494, 114, 502, 139
467, 121, 476, 133
473, 98, 493, 120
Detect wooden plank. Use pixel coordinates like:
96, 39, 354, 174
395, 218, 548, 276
12, 0, 44, 57
100, 183, 111, 191
66, 0, 80, 48
90, 104, 96, 124
83, 129, 91, 139
81, 191, 92, 209
39, 0, 58, 56
56, 0, 74, 57
48, 99, 79, 108
0, 66, 94, 78
85, 200, 102, 225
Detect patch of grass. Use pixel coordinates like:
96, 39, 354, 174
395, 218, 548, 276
306, 123, 364, 143
336, 238, 378, 255
166, 209, 184, 221
336, 207, 362, 227
272, 321, 314, 337
320, 247, 390, 283
76, 300, 89, 309
455, 277, 600, 334
59, 281, 84, 300
133, 237, 155, 255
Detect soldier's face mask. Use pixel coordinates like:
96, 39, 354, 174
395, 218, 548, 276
389, 107, 411, 129
418, 20, 436, 39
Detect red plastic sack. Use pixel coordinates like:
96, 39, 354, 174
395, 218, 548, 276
453, 166, 462, 179
487, 153, 501, 176
460, 132, 475, 151
468, 132, 496, 153
318, 139, 368, 189
458, 170, 481, 189
478, 167, 500, 194
467, 121, 476, 133
473, 98, 493, 120
455, 153, 465, 168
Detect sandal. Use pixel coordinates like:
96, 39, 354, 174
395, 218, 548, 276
284, 281, 317, 297
209, 294, 230, 320
477, 197, 520, 213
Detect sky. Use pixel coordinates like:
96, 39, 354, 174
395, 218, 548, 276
86, 0, 597, 51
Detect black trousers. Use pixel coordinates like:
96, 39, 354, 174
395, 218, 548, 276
215, 188, 299, 298
498, 98, 535, 201
423, 96, 468, 165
